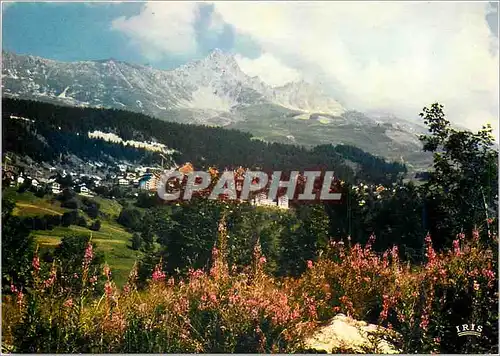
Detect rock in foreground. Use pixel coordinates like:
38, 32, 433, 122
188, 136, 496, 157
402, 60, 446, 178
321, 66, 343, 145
302, 314, 401, 354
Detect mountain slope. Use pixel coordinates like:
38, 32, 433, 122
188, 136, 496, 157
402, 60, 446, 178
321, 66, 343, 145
2, 50, 431, 170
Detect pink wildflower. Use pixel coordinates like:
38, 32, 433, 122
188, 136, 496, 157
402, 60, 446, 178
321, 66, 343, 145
259, 256, 267, 265
63, 298, 74, 308
482, 268, 495, 281
104, 281, 113, 298
16, 291, 24, 308
391, 245, 399, 262
472, 229, 480, 242
32, 254, 40, 273
306, 260, 313, 269
380, 294, 390, 320
366, 234, 376, 249
82, 242, 93, 269
420, 314, 430, 331
452, 239, 461, 256
189, 268, 204, 279
43, 268, 56, 289
152, 264, 166, 282
103, 264, 111, 278
209, 293, 217, 303
424, 234, 437, 267
209, 266, 219, 277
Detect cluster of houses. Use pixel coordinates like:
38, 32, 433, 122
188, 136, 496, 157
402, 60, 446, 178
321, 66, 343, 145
3, 167, 100, 197
113, 164, 162, 191
2, 160, 165, 198
252, 192, 289, 209
3, 159, 290, 210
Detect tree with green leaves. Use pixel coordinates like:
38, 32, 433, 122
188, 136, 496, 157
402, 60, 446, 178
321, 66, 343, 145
163, 198, 224, 274
117, 207, 144, 231
131, 233, 142, 251
419, 103, 498, 247
89, 220, 101, 231
277, 204, 330, 276
2, 198, 35, 291
53, 234, 105, 294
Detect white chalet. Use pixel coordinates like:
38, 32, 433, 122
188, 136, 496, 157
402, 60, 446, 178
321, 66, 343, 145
51, 182, 61, 194
277, 195, 289, 209
252, 192, 289, 210
79, 185, 94, 197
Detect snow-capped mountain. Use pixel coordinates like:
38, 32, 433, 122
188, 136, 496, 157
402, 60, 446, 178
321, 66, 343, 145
1, 49, 431, 170
2, 49, 343, 123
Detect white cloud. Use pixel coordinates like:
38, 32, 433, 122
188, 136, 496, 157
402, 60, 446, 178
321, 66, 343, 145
111, 2, 499, 137
234, 53, 301, 87
213, 2, 499, 136
207, 8, 225, 34
111, 2, 200, 58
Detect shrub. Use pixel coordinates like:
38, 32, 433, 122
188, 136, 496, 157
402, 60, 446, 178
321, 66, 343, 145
76, 215, 87, 228
61, 211, 77, 227
130, 233, 142, 251
61, 198, 79, 210
82, 198, 100, 219
34, 187, 46, 198
117, 207, 143, 231
89, 220, 101, 232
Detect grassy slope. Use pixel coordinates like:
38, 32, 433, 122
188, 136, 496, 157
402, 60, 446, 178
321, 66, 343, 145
4, 190, 70, 216
4, 188, 139, 286
229, 108, 432, 172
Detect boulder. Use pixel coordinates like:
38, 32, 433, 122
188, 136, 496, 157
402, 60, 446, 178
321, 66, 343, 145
302, 314, 401, 354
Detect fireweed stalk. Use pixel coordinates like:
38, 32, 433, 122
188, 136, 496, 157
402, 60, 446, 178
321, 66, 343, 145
78, 238, 94, 319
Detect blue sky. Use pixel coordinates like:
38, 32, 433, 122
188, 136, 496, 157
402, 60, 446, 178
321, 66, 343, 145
2, 2, 499, 135
2, 2, 261, 69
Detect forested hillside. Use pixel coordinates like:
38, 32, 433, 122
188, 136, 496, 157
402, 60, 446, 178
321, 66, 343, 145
3, 98, 407, 185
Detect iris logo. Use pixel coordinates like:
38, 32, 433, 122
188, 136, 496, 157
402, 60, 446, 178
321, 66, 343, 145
456, 324, 483, 337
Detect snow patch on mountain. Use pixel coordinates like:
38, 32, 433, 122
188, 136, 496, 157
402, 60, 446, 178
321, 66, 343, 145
88, 130, 175, 154
177, 85, 236, 112
271, 81, 345, 116
58, 86, 70, 98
